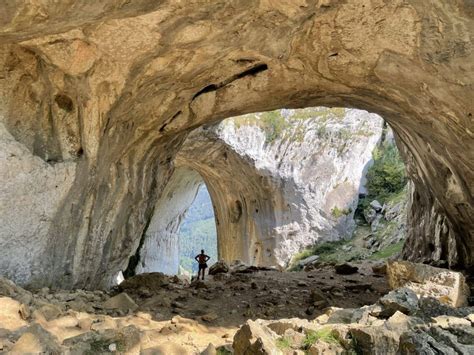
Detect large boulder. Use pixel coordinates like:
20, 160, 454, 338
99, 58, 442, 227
208, 260, 230, 275
233, 320, 280, 355
386, 261, 470, 307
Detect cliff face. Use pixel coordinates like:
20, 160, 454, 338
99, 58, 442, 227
136, 108, 383, 274
179, 108, 384, 268
0, 1, 472, 288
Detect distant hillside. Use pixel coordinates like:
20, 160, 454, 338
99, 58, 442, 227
179, 185, 218, 273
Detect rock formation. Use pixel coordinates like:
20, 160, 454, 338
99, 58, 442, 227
0, 1, 472, 288
137, 107, 383, 274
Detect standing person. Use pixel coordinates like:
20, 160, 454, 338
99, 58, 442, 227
195, 249, 210, 280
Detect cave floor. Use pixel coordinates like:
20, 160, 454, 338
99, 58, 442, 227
0, 261, 389, 353
129, 262, 389, 327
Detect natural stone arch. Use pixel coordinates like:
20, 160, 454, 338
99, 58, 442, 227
130, 167, 204, 276
132, 107, 383, 273
0, 1, 472, 289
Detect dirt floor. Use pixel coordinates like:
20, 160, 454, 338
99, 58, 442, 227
0, 261, 390, 354
126, 262, 389, 328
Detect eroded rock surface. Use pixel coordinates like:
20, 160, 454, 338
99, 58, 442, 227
0, 1, 472, 288
138, 108, 383, 272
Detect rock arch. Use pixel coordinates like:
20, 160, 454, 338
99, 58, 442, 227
0, 1, 472, 288
133, 107, 383, 275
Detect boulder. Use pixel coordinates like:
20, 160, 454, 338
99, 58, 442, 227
233, 320, 280, 355
64, 326, 141, 354
10, 324, 62, 354
298, 255, 320, 267
378, 288, 419, 317
0, 297, 29, 331
372, 262, 387, 275
309, 290, 329, 309
363, 208, 377, 224
307, 339, 345, 355
370, 200, 383, 212
417, 296, 473, 319
201, 312, 218, 322
334, 263, 358, 275
386, 261, 470, 307
33, 303, 63, 321
398, 324, 474, 354
208, 260, 230, 275
103, 293, 138, 312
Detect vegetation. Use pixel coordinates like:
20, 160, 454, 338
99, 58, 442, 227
287, 131, 408, 270
302, 328, 340, 350
216, 348, 232, 355
276, 337, 293, 350
289, 240, 347, 269
231, 107, 348, 144
369, 240, 404, 260
362, 141, 407, 204
331, 206, 352, 218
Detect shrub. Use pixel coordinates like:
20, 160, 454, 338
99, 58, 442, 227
365, 143, 407, 202
260, 111, 288, 143
331, 206, 352, 218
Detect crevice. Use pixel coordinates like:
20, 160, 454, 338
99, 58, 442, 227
123, 197, 157, 279
234, 63, 268, 79
192, 63, 268, 101
159, 123, 167, 133
192, 84, 218, 100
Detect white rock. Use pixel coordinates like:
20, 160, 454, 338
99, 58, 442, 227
386, 261, 470, 307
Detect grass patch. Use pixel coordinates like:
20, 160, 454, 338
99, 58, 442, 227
289, 240, 347, 269
302, 328, 340, 350
230, 107, 349, 144
331, 206, 352, 218
276, 336, 293, 350
369, 240, 404, 260
216, 347, 233, 355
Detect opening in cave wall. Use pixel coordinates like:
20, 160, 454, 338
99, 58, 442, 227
178, 184, 218, 275
131, 107, 409, 278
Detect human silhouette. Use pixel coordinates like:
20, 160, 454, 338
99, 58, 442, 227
195, 249, 210, 280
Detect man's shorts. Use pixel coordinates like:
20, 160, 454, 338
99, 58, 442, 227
198, 263, 208, 270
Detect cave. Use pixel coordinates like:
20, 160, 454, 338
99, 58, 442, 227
0, 1, 472, 293
128, 107, 387, 279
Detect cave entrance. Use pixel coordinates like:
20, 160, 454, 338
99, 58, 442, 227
125, 107, 409, 284
178, 184, 218, 276
128, 167, 218, 278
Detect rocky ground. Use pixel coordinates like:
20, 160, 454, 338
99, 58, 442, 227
0, 261, 472, 354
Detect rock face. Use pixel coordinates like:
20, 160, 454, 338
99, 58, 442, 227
139, 108, 382, 272
0, 1, 472, 288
